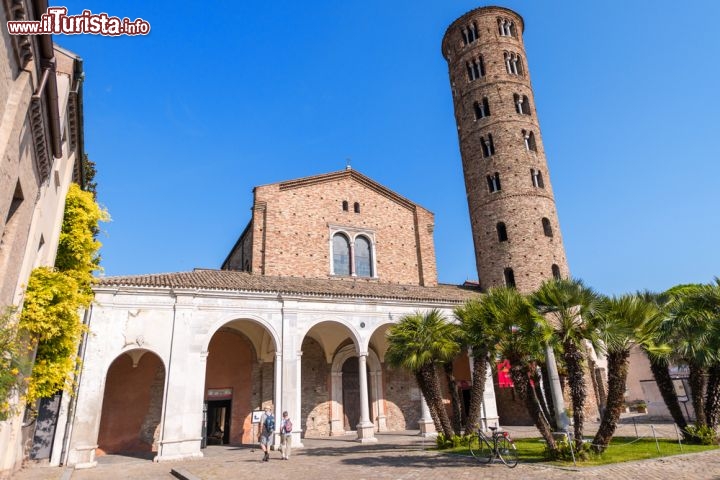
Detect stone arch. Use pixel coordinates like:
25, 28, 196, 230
329, 345, 386, 435
203, 317, 278, 445
201, 313, 279, 358
300, 319, 361, 437
97, 349, 165, 458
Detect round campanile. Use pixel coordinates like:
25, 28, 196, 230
442, 6, 569, 293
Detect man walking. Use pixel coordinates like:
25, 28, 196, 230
258, 405, 274, 462
280, 411, 293, 460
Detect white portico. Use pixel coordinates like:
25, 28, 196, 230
63, 270, 497, 467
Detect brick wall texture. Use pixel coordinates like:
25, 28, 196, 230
224, 169, 437, 287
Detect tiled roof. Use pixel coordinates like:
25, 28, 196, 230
95, 269, 481, 303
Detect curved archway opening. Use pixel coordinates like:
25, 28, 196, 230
97, 350, 165, 458
204, 320, 276, 446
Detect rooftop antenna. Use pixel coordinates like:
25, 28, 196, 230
345, 157, 352, 171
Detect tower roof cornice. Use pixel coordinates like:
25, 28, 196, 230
442, 5, 525, 60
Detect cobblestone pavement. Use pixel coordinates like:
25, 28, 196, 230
12, 421, 720, 480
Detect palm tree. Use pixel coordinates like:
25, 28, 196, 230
386, 309, 459, 438
664, 281, 720, 431
454, 298, 503, 433
481, 287, 558, 452
531, 278, 603, 447
636, 290, 690, 436
663, 283, 719, 429
592, 294, 660, 452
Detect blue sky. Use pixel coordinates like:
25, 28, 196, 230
54, 1, 720, 295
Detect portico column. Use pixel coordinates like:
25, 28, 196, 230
418, 397, 436, 436
355, 353, 376, 443
273, 352, 282, 448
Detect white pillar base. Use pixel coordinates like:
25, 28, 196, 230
418, 419, 436, 437
355, 422, 377, 443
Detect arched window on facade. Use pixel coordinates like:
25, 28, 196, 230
342, 200, 348, 212
496, 222, 508, 242
466, 56, 485, 81
542, 217, 553, 237
481, 134, 495, 157
354, 236, 372, 277
552, 264, 561, 280
353, 202, 360, 213
504, 267, 516, 288
333, 233, 351, 275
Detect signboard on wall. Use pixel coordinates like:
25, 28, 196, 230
207, 388, 232, 400
251, 410, 263, 424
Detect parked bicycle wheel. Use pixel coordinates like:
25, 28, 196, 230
468, 434, 493, 464
497, 437, 519, 468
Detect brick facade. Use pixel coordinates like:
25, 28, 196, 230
223, 169, 438, 287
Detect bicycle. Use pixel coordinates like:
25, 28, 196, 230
469, 425, 519, 468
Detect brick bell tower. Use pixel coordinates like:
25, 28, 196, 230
442, 6, 569, 293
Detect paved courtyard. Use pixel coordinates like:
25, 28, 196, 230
12, 422, 720, 480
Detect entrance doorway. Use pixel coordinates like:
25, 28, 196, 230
341, 358, 371, 431
207, 400, 231, 445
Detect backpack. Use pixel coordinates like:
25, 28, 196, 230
264, 413, 275, 434
284, 419, 293, 433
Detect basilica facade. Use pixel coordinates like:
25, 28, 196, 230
64, 168, 499, 467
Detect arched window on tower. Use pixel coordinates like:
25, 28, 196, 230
354, 236, 372, 277
531, 169, 545, 188
332, 233, 351, 275
514, 94, 531, 115
481, 134, 495, 157
466, 56, 485, 81
462, 22, 478, 45
496, 222, 508, 242
473, 97, 490, 120
542, 217, 553, 237
552, 264, 561, 280
498, 18, 516, 37
504, 52, 524, 76
487, 172, 501, 193
522, 130, 537, 152
504, 267, 516, 288
521, 95, 531, 114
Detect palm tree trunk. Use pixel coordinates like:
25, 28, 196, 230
464, 352, 488, 433
531, 365, 555, 431
443, 362, 463, 434
704, 364, 720, 429
508, 357, 557, 452
647, 355, 688, 432
415, 371, 443, 433
418, 363, 454, 438
689, 362, 707, 426
563, 340, 586, 448
592, 349, 629, 453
